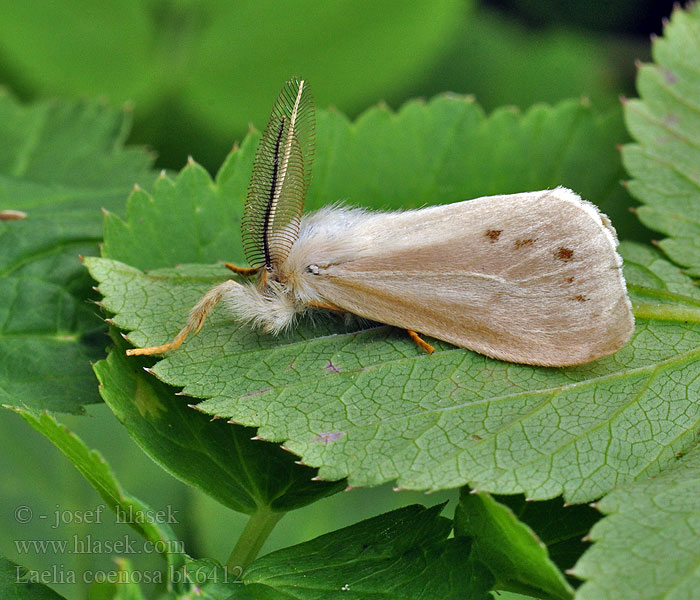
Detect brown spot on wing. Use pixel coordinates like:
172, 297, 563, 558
555, 247, 574, 261
565, 276, 575, 283
514, 238, 535, 249
485, 229, 502, 242
572, 295, 588, 302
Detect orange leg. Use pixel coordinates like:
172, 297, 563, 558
407, 330, 435, 354
126, 333, 187, 356
306, 302, 435, 354
224, 262, 259, 276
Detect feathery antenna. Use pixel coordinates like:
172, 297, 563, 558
242, 77, 315, 270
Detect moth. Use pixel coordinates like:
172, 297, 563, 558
128, 77, 634, 366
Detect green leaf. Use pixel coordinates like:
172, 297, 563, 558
93, 329, 343, 515
87, 558, 148, 600
7, 407, 184, 570
622, 2, 700, 275
242, 504, 494, 599
571, 444, 700, 599
589, 9, 700, 593
622, 240, 700, 322
487, 494, 599, 586
89, 507, 493, 599
86, 96, 700, 502
168, 558, 245, 599
0, 556, 67, 599
455, 488, 599, 600
0, 0, 466, 168
101, 141, 257, 271
90, 557, 247, 600
0, 92, 155, 413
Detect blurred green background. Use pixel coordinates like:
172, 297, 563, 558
0, 0, 672, 172
0, 1, 675, 598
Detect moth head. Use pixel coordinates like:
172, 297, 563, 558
241, 77, 315, 287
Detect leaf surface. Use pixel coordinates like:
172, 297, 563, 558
0, 92, 154, 413
93, 331, 343, 514
622, 2, 700, 275
572, 444, 700, 600
85, 97, 700, 502
0, 556, 67, 599
87, 558, 148, 600
103, 506, 493, 599
571, 6, 700, 598
242, 504, 493, 599
455, 489, 578, 600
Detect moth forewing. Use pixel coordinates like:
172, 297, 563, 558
286, 187, 634, 366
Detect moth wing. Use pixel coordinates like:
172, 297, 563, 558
308, 188, 634, 366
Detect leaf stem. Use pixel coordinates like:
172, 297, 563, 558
226, 506, 284, 573
628, 284, 700, 308
633, 302, 700, 323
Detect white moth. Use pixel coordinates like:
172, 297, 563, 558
127, 77, 634, 367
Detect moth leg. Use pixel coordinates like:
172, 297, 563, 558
126, 280, 239, 356
407, 330, 435, 354
307, 299, 344, 313
224, 262, 259, 276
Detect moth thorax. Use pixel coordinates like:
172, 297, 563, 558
258, 267, 289, 294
